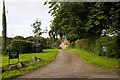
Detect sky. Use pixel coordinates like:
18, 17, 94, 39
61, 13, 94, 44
0, 0, 53, 38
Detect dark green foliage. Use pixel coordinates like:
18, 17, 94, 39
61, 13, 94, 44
75, 36, 119, 58
2, 0, 7, 55
26, 36, 53, 49
75, 38, 97, 53
42, 44, 52, 49
26, 36, 36, 42
50, 2, 90, 41
46, 2, 120, 42
13, 36, 25, 40
68, 42, 75, 48
45, 2, 120, 58
31, 19, 42, 37
86, 3, 107, 37
52, 39, 61, 48
8, 40, 33, 53
75, 39, 89, 50
95, 36, 119, 58
5, 35, 57, 55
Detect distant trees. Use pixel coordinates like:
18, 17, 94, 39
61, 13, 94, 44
13, 36, 25, 40
45, 2, 120, 42
6, 35, 55, 54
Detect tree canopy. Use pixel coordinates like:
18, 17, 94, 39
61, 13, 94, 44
45, 2, 120, 42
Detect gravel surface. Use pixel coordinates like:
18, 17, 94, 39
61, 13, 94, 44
18, 49, 118, 78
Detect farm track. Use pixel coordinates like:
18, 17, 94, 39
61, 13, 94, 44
18, 49, 118, 78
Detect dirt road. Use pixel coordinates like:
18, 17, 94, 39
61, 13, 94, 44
19, 49, 118, 78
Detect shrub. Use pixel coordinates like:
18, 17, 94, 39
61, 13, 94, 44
8, 40, 33, 53
75, 39, 90, 51
95, 36, 119, 58
75, 36, 119, 58
68, 42, 75, 48
42, 44, 52, 49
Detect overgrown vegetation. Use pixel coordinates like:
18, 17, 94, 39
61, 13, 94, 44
95, 36, 119, 58
75, 36, 119, 58
45, 2, 119, 59
8, 40, 33, 53
45, 2, 120, 42
1, 49, 58, 79
70, 49, 118, 70
1, 35, 61, 55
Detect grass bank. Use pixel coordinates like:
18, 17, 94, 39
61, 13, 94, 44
1, 49, 58, 79
70, 49, 118, 70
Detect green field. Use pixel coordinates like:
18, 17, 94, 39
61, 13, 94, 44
1, 49, 58, 79
70, 49, 118, 70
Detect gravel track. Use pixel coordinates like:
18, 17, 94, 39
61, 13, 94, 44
18, 49, 118, 78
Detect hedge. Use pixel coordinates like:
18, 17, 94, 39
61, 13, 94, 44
42, 44, 52, 49
75, 38, 96, 53
75, 36, 119, 58
95, 36, 119, 58
8, 40, 33, 53
68, 42, 75, 48
75, 39, 90, 51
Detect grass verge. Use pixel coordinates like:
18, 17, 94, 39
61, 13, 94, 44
70, 49, 118, 70
1, 49, 58, 79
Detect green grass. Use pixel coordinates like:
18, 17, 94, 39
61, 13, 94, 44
1, 49, 58, 79
70, 49, 118, 70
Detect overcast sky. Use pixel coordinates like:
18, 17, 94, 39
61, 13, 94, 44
0, 0, 53, 38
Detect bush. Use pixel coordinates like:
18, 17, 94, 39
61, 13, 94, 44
52, 39, 61, 48
68, 42, 75, 48
42, 44, 52, 49
8, 40, 33, 53
95, 36, 119, 58
75, 39, 91, 51
75, 36, 119, 58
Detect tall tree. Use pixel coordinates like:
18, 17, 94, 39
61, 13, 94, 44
31, 19, 42, 44
46, 2, 90, 42
46, 2, 120, 42
108, 3, 120, 35
85, 3, 107, 37
2, 0, 7, 54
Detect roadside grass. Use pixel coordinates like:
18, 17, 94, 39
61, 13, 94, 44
70, 49, 118, 70
1, 49, 58, 79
